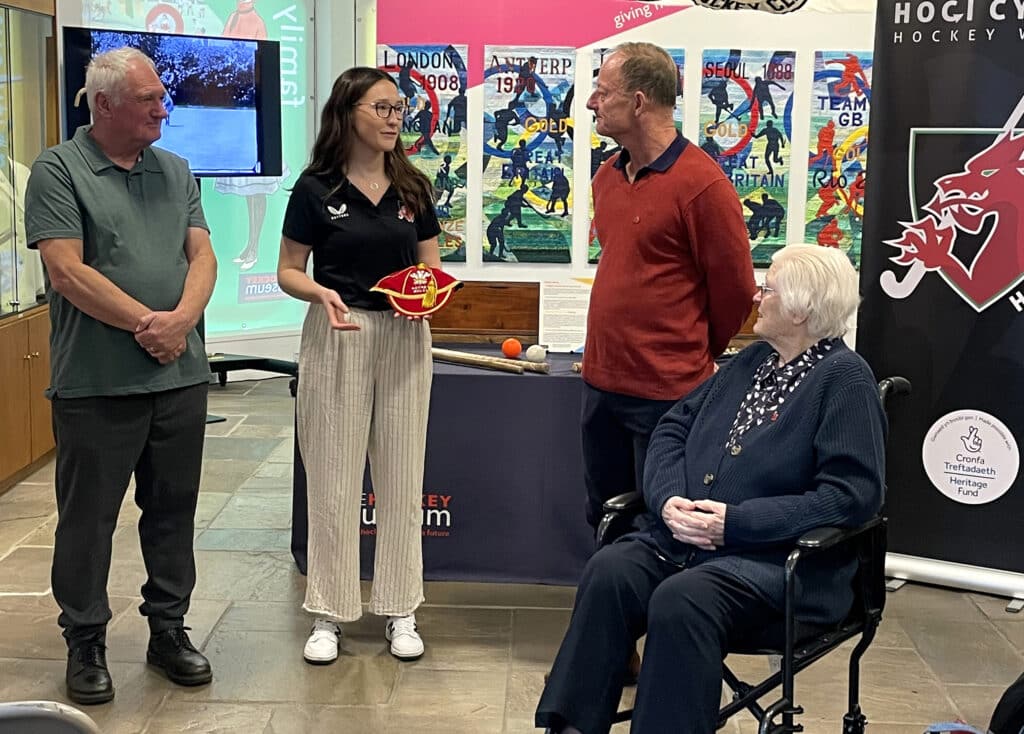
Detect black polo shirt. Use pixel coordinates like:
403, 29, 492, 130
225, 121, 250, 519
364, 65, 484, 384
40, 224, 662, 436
282, 172, 441, 310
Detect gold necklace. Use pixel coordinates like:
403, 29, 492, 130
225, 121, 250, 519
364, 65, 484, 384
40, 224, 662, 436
349, 171, 385, 191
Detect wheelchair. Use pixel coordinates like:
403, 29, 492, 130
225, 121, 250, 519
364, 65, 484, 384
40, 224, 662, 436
595, 376, 911, 734
0, 701, 100, 733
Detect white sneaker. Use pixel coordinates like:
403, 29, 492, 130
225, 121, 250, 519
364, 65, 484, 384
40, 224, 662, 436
303, 619, 341, 665
385, 614, 424, 660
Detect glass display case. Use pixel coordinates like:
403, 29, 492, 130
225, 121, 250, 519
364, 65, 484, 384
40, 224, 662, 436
0, 6, 51, 317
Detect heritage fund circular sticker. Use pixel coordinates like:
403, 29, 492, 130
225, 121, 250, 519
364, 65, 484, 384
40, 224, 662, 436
922, 410, 1019, 505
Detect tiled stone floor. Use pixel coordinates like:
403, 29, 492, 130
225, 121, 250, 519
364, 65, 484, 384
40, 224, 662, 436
0, 378, 1021, 733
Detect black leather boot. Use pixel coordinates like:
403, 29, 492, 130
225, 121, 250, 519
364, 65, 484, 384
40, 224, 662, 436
66, 641, 114, 705
146, 626, 212, 686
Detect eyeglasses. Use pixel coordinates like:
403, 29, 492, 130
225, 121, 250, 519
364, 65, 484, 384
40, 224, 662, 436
355, 102, 408, 119
758, 284, 777, 298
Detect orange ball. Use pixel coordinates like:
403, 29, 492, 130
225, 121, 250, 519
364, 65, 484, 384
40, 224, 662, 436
501, 338, 523, 359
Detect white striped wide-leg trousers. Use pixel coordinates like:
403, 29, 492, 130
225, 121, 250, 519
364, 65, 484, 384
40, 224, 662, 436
297, 304, 432, 621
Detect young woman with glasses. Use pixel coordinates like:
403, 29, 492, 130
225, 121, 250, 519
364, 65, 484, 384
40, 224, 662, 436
276, 67, 442, 666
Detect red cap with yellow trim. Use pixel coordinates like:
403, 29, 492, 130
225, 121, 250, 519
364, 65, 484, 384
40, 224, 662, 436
370, 263, 462, 317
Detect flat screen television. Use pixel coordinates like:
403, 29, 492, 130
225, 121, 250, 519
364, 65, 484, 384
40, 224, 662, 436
62, 26, 282, 177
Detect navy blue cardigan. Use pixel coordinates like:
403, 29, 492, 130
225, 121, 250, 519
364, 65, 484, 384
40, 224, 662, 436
634, 340, 887, 624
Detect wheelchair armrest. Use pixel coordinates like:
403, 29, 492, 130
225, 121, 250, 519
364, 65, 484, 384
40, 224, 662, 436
786, 516, 886, 614
778, 515, 888, 680
597, 491, 646, 548
602, 490, 643, 513
794, 516, 885, 556
878, 375, 911, 410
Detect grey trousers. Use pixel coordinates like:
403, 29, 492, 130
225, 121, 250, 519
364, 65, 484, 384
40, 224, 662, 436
298, 305, 432, 622
50, 383, 208, 647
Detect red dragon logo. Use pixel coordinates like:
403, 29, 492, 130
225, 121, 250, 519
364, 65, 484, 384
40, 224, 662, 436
882, 95, 1024, 311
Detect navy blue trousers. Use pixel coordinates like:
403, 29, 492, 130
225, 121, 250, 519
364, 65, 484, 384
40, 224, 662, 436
536, 540, 783, 734
580, 382, 676, 530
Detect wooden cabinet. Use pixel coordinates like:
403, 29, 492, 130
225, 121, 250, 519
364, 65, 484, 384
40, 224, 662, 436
0, 314, 32, 480
28, 311, 52, 462
429, 281, 540, 344
0, 306, 53, 488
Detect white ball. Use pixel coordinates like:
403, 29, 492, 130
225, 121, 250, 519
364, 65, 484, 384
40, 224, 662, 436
525, 344, 547, 363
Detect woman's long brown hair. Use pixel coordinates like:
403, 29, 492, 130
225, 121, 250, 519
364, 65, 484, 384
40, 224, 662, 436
305, 67, 435, 217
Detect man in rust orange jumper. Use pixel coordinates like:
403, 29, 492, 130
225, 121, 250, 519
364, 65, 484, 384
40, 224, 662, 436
582, 42, 756, 533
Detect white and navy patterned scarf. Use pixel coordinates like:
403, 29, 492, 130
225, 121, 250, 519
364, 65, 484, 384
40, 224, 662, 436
725, 338, 839, 451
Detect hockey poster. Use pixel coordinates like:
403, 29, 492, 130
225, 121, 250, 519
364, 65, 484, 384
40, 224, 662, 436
482, 45, 575, 263
700, 48, 796, 266
378, 43, 469, 262
805, 50, 871, 265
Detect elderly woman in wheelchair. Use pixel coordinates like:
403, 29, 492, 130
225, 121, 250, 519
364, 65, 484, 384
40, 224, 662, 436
536, 244, 889, 734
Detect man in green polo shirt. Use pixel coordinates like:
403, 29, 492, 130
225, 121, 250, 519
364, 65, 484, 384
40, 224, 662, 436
25, 47, 217, 705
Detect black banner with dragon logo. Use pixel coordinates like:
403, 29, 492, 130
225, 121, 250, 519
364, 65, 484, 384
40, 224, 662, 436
860, 0, 1024, 575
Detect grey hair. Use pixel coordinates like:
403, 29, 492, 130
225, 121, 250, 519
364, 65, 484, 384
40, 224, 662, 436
84, 47, 156, 111
771, 244, 860, 340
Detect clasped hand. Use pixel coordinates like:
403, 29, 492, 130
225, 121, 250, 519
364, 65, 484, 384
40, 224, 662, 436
661, 496, 727, 551
135, 311, 189, 365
